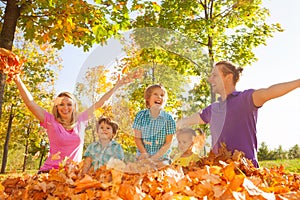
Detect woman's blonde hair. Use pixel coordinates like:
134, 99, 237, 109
52, 92, 78, 130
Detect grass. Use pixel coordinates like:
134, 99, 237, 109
259, 158, 300, 173
0, 170, 37, 182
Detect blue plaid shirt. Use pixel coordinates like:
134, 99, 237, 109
132, 109, 176, 158
83, 140, 124, 170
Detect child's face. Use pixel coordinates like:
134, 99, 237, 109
148, 88, 166, 108
97, 122, 114, 140
177, 133, 194, 153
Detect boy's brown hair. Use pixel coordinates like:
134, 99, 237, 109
96, 117, 119, 135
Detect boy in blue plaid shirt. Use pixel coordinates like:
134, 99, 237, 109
81, 117, 124, 175
132, 84, 176, 162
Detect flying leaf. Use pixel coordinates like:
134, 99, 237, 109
51, 152, 61, 160
0, 48, 23, 82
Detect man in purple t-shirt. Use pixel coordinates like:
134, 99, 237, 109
177, 61, 300, 167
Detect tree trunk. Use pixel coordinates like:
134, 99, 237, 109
1, 104, 14, 174
151, 64, 155, 84
39, 152, 44, 170
22, 138, 29, 172
0, 0, 20, 120
207, 35, 215, 103
22, 126, 31, 172
39, 142, 47, 170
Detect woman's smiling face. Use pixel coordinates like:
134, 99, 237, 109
56, 97, 75, 121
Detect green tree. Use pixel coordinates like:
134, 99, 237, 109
257, 142, 269, 161
288, 144, 300, 159
0, 0, 131, 172
0, 0, 130, 120
75, 65, 116, 145
95, 0, 283, 103
95, 1, 283, 153
0, 32, 61, 173
0, 0, 286, 168
274, 145, 287, 160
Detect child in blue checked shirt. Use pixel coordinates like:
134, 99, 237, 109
81, 117, 124, 175
132, 84, 176, 163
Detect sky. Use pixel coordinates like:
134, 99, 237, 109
56, 0, 300, 150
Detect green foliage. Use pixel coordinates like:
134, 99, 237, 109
100, 0, 284, 103
259, 159, 300, 173
257, 142, 270, 160
74, 65, 114, 110
288, 144, 300, 159
0, 31, 61, 172
128, 0, 284, 65
13, 0, 129, 51
0, 0, 132, 125
258, 143, 300, 161
0, 0, 289, 172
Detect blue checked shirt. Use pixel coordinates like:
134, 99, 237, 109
132, 109, 176, 158
83, 140, 124, 170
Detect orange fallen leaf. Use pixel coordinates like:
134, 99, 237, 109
51, 151, 61, 160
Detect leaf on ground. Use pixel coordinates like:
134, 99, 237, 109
1, 145, 300, 199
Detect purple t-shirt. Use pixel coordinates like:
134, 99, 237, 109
200, 89, 260, 167
39, 111, 88, 171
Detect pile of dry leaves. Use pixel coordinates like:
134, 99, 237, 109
1, 147, 299, 200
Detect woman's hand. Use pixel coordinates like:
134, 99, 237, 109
116, 68, 144, 87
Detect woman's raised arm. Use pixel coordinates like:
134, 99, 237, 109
14, 75, 46, 122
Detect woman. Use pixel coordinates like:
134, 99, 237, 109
14, 70, 139, 173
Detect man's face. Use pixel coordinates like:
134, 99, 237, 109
208, 65, 226, 95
